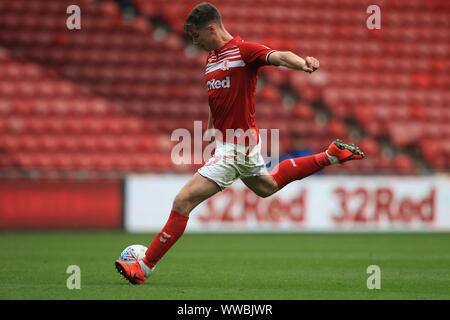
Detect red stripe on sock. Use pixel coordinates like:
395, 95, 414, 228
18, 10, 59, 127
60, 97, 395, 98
270, 152, 330, 190
142, 210, 189, 269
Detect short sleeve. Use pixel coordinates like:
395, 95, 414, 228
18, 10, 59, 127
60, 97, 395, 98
239, 42, 277, 67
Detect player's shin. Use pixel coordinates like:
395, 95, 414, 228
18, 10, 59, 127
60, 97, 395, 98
141, 210, 189, 274
270, 152, 330, 190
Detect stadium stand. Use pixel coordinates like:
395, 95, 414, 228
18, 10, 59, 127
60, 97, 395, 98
0, 0, 448, 178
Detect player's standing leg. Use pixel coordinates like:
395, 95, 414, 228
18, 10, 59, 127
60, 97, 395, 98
115, 173, 220, 284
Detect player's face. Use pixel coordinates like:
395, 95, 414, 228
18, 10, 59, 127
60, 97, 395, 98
188, 26, 214, 51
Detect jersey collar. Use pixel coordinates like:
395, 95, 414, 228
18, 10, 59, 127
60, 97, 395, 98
213, 36, 241, 55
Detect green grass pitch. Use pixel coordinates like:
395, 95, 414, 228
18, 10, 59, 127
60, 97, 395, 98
0, 232, 448, 299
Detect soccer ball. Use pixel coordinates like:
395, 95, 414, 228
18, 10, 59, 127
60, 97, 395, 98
119, 244, 147, 264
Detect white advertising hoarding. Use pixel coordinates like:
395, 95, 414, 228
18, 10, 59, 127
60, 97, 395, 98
125, 174, 450, 232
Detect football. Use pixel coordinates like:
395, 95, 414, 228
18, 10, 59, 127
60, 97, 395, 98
119, 244, 147, 264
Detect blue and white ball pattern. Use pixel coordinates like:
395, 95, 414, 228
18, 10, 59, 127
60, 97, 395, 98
119, 244, 147, 264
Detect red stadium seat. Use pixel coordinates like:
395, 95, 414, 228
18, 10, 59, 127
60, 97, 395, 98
392, 154, 416, 174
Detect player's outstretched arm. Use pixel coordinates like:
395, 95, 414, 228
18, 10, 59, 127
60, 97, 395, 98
268, 51, 319, 73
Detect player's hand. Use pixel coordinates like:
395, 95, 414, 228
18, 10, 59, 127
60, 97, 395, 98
303, 56, 319, 73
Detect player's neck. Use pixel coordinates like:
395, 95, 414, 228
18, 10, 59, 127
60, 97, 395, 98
214, 29, 234, 51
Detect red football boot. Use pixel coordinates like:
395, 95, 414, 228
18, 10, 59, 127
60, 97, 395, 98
115, 259, 147, 285
327, 139, 365, 163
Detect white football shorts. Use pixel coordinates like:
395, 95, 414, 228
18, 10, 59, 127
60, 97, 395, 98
197, 138, 268, 190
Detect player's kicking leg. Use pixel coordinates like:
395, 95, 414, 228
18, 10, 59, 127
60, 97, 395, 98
115, 173, 220, 284
242, 139, 365, 197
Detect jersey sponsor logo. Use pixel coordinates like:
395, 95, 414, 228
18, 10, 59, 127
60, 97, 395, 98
206, 76, 230, 90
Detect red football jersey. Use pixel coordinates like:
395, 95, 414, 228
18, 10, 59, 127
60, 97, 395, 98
205, 36, 276, 145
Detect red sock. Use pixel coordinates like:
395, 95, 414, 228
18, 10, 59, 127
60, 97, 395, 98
270, 152, 330, 190
142, 210, 189, 269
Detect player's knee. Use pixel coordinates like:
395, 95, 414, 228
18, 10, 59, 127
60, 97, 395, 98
257, 191, 271, 198
262, 181, 279, 198
248, 180, 277, 198
254, 187, 276, 198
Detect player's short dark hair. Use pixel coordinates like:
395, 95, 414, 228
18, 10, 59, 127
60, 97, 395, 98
184, 2, 222, 33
